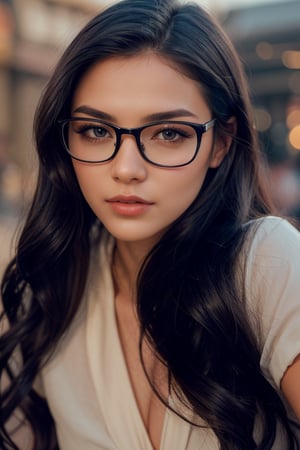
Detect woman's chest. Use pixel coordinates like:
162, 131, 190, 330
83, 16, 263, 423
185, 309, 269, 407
115, 294, 168, 450
41, 304, 219, 450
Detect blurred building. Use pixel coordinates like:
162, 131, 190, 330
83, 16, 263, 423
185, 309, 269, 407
0, 0, 300, 218
0, 0, 107, 217
222, 0, 300, 216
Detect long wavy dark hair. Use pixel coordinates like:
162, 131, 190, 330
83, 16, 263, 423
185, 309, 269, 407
1, 0, 299, 449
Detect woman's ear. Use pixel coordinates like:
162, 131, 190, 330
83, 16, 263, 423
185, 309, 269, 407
209, 117, 237, 168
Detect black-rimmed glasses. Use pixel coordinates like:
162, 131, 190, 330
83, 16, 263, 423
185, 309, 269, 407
58, 117, 216, 168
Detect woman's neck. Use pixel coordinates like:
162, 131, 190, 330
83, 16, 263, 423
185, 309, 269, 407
112, 240, 150, 302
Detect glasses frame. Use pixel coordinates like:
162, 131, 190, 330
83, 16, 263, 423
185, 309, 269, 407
58, 117, 216, 168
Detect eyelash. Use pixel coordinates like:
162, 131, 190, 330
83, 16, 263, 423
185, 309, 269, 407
154, 127, 193, 140
74, 125, 111, 140
71, 122, 194, 145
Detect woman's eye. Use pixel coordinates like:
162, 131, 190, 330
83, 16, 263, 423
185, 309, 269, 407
160, 129, 178, 140
85, 127, 108, 138
73, 122, 112, 140
155, 128, 187, 141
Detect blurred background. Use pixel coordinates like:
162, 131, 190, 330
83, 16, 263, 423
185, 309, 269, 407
0, 0, 300, 270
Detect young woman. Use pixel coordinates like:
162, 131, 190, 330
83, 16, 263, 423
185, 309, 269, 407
1, 0, 300, 449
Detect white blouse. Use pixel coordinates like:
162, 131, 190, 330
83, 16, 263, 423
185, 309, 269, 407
39, 216, 300, 449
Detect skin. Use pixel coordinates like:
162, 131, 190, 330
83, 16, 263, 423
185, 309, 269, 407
70, 53, 231, 449
281, 355, 300, 422
70, 53, 300, 446
71, 53, 230, 268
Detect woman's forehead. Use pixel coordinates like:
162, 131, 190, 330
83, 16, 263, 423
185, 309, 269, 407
71, 53, 210, 124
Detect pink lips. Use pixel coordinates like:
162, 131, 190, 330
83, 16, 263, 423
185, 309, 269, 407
106, 195, 154, 216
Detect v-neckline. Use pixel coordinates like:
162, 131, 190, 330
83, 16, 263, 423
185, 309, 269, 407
85, 233, 194, 450
85, 234, 166, 450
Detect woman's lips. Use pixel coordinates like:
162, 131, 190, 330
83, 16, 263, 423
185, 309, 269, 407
106, 195, 154, 216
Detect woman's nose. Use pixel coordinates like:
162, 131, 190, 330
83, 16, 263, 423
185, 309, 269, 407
110, 135, 147, 183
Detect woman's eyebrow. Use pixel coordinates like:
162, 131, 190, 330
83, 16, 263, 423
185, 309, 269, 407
142, 109, 198, 122
72, 106, 198, 123
72, 106, 117, 122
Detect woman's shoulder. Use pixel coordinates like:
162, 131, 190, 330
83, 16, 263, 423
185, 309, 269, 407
243, 215, 300, 305
243, 216, 300, 388
245, 215, 300, 261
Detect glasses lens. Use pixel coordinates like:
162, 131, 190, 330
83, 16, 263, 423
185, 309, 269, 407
63, 119, 116, 162
141, 122, 198, 166
61, 119, 199, 166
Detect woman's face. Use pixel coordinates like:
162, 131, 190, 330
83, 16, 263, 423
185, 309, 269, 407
71, 53, 229, 248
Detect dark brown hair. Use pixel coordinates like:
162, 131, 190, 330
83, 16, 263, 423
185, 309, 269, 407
1, 1, 298, 448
